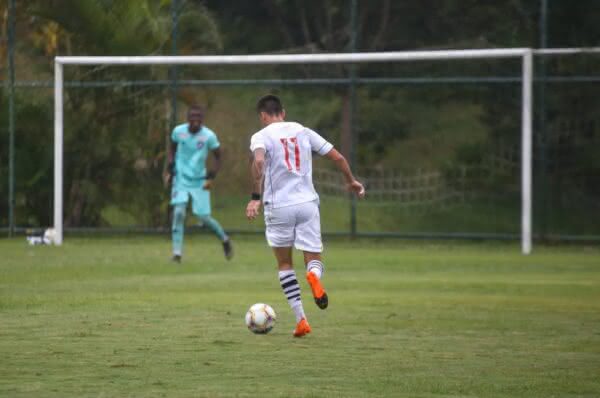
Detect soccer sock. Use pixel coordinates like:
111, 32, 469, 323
306, 259, 324, 279
278, 270, 306, 323
172, 204, 186, 256
197, 215, 228, 242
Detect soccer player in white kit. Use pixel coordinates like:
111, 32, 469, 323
246, 95, 365, 337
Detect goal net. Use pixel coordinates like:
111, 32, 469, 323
52, 50, 537, 251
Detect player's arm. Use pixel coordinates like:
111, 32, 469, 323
246, 148, 265, 220
203, 147, 222, 190
325, 148, 365, 198
163, 140, 177, 188
250, 148, 265, 194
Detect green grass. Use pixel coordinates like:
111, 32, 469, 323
99, 191, 600, 236
201, 195, 523, 234
1, 237, 599, 397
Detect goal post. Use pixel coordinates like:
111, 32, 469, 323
521, 51, 533, 255
54, 61, 64, 248
53, 48, 535, 252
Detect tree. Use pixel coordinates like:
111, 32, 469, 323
3, 0, 222, 227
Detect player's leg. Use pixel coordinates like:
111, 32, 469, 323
171, 203, 187, 262
170, 186, 190, 263
265, 205, 310, 337
303, 251, 327, 309
304, 251, 324, 279
197, 214, 228, 240
295, 200, 328, 309
273, 246, 311, 337
190, 187, 233, 260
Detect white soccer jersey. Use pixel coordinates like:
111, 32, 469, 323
250, 121, 333, 208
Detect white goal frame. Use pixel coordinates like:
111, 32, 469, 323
54, 49, 536, 251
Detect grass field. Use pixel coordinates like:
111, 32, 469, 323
1, 236, 599, 397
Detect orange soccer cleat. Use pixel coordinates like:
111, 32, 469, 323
306, 272, 329, 309
293, 318, 312, 338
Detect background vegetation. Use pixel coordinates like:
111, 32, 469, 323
1, 0, 599, 236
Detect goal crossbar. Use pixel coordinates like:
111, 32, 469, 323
56, 48, 531, 66
54, 48, 537, 252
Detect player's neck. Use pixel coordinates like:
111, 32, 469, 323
263, 116, 285, 126
188, 125, 202, 134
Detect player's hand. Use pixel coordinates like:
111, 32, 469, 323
203, 179, 214, 190
347, 180, 366, 198
163, 171, 173, 189
246, 200, 262, 220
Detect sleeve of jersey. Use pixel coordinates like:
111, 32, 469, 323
250, 133, 266, 152
307, 129, 333, 156
208, 132, 220, 150
170, 128, 179, 143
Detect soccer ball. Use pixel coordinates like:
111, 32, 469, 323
43, 228, 57, 245
245, 303, 276, 334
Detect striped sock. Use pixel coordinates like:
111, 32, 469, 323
307, 260, 324, 279
278, 270, 305, 322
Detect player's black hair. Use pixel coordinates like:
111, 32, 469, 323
187, 104, 204, 114
256, 94, 283, 116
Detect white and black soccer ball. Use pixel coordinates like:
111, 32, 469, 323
245, 303, 276, 334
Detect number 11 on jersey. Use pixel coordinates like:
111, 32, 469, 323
280, 137, 300, 172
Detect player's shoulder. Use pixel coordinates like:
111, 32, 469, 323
259, 121, 306, 135
172, 123, 190, 141
201, 126, 217, 137
250, 129, 266, 145
287, 121, 318, 137
252, 124, 270, 139
285, 121, 305, 130
282, 121, 306, 132
173, 123, 188, 133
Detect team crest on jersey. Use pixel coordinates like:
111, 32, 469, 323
196, 135, 208, 149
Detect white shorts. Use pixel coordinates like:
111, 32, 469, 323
263, 200, 322, 253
